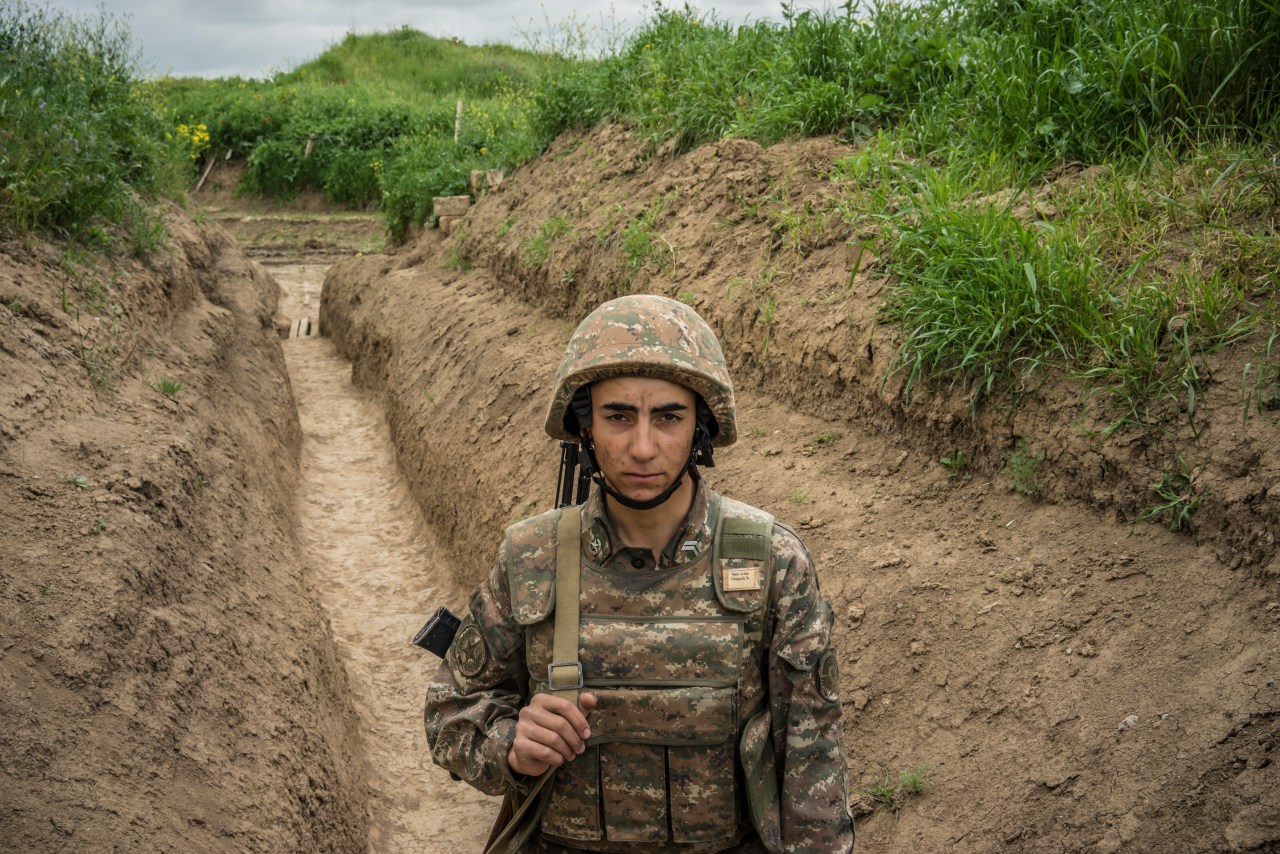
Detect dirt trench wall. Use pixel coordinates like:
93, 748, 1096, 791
321, 251, 566, 588
323, 218, 1280, 853
0, 211, 368, 850
454, 123, 1278, 581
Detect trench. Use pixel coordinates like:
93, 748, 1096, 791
271, 262, 498, 853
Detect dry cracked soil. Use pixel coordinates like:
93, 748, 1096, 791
1, 126, 1278, 853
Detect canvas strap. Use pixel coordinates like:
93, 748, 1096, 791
548, 505, 583, 701
483, 505, 583, 854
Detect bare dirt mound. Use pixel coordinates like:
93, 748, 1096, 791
321, 123, 1280, 852
0, 210, 368, 851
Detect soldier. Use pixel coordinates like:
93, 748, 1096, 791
425, 294, 853, 853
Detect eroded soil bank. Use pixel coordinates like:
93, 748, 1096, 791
322, 122, 1280, 852
0, 213, 368, 851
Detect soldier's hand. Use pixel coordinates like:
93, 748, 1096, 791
507, 691, 598, 776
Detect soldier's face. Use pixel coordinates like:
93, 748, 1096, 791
586, 376, 697, 504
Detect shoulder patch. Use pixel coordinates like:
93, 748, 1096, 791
451, 622, 489, 678
816, 648, 840, 703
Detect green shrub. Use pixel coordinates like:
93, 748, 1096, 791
0, 0, 184, 243
378, 136, 472, 242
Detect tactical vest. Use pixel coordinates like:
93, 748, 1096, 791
505, 494, 775, 852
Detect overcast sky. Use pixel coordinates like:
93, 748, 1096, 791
49, 1, 818, 79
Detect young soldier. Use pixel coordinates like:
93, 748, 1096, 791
425, 295, 853, 853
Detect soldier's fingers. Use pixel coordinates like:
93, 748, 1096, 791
521, 705, 587, 758
507, 737, 553, 775
528, 693, 592, 743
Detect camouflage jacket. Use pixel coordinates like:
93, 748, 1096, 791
424, 480, 854, 853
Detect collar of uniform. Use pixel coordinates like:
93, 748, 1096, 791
580, 478, 714, 568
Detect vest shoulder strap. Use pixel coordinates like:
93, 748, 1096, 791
548, 506, 583, 699
505, 509, 560, 625
712, 497, 775, 618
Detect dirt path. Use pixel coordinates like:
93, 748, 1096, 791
275, 263, 498, 853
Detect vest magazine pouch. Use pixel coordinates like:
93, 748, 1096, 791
601, 742, 668, 842
738, 706, 782, 852
595, 686, 739, 844
669, 737, 738, 843
539, 745, 601, 841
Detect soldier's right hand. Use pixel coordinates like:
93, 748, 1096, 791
507, 692, 598, 776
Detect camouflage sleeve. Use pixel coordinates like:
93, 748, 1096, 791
768, 524, 855, 853
423, 538, 531, 797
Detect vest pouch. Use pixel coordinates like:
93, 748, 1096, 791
668, 737, 738, 843
544, 685, 739, 845
539, 744, 601, 841
738, 706, 782, 853
601, 742, 669, 842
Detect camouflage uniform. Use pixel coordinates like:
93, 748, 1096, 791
424, 296, 853, 852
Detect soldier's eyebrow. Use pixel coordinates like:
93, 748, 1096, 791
600, 401, 689, 414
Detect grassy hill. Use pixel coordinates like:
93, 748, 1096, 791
152, 28, 553, 233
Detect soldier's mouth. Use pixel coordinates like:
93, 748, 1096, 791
621, 472, 663, 486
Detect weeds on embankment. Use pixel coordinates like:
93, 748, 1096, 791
0, 0, 187, 248
152, 30, 547, 241
527, 0, 1278, 440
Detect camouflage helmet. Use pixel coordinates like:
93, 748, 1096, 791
545, 294, 737, 447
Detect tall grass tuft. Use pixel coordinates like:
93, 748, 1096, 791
879, 177, 1100, 405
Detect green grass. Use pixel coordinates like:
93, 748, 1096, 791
0, 0, 186, 247
1002, 438, 1044, 497
1137, 458, 1210, 535
940, 450, 969, 481
1241, 326, 1280, 422
150, 376, 183, 398
621, 196, 675, 272
878, 181, 1101, 406
521, 215, 572, 268
859, 766, 932, 815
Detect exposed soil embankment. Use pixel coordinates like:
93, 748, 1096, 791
459, 124, 1279, 579
322, 251, 565, 587
0, 211, 368, 850
322, 123, 1279, 852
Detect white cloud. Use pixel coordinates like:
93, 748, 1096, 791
48, 0, 835, 78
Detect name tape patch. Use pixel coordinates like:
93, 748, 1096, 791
722, 566, 761, 592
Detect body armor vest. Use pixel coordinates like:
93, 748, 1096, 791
506, 494, 775, 851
